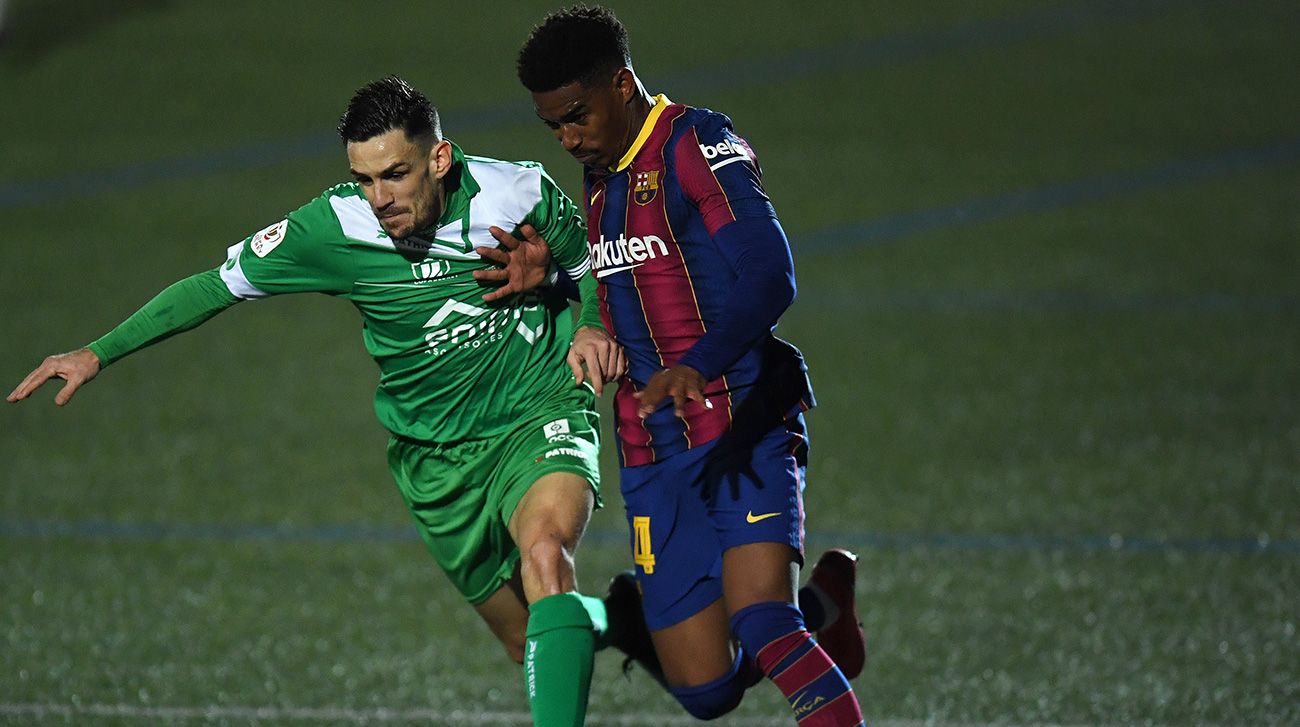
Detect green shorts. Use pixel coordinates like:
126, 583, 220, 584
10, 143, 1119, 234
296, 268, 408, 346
386, 386, 601, 605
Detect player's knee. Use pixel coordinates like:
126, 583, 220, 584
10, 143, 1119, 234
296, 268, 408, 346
667, 654, 749, 720
522, 533, 568, 563
521, 535, 575, 591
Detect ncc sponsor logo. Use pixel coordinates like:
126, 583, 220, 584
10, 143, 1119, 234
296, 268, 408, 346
250, 220, 288, 258
589, 232, 670, 279
698, 138, 752, 171
534, 422, 582, 461
543, 419, 571, 441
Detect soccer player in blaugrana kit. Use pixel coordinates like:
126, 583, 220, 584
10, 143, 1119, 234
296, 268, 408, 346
7, 76, 657, 727
495, 6, 871, 726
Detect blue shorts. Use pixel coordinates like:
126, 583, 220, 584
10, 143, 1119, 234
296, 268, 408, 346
620, 414, 808, 631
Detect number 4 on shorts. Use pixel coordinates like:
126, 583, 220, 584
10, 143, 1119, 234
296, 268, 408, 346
632, 516, 656, 574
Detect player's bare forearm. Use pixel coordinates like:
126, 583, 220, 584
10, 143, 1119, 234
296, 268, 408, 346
7, 347, 102, 406
633, 365, 710, 419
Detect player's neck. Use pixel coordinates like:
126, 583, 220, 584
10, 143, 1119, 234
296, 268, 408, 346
622, 83, 656, 157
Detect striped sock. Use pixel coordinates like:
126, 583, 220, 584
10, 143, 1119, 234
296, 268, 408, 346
732, 601, 865, 726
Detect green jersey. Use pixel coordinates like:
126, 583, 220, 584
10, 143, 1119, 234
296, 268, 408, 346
93, 143, 598, 444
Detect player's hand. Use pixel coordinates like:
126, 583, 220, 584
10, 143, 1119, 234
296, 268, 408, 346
474, 224, 554, 302
568, 326, 626, 397
7, 348, 102, 406
634, 365, 710, 419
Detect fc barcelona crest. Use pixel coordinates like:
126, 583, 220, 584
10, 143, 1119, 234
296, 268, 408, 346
633, 170, 660, 206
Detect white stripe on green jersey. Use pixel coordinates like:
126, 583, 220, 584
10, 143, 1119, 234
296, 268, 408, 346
218, 143, 594, 444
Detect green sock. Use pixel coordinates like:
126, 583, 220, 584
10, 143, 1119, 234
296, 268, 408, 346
524, 592, 598, 727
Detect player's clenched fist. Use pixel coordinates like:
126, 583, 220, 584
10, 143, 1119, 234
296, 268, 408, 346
7, 348, 102, 406
568, 325, 626, 396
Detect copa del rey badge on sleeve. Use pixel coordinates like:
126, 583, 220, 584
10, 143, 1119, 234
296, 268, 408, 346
251, 220, 289, 258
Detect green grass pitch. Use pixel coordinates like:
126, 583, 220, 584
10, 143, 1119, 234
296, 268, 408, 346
2, 0, 1297, 724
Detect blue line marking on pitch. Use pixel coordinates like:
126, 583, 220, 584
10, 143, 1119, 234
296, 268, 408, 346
791, 288, 1300, 315
797, 137, 1300, 253
1, 519, 1294, 556
0, 133, 340, 211
782, 136, 1300, 314
0, 0, 1196, 210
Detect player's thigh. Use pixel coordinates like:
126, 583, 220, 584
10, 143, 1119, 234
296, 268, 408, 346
387, 436, 520, 607
508, 471, 596, 548
492, 389, 602, 599
722, 541, 800, 613
472, 569, 531, 664
621, 444, 726, 633
650, 597, 736, 688
493, 386, 602, 542
708, 413, 810, 607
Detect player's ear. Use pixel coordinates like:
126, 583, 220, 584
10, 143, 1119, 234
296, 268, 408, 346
613, 67, 636, 103
429, 139, 453, 180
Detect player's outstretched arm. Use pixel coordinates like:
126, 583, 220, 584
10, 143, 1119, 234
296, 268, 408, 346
568, 325, 627, 397
8, 269, 242, 408
7, 348, 102, 407
474, 224, 554, 302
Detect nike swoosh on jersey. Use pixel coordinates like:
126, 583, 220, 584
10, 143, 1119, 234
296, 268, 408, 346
594, 262, 646, 279
746, 511, 781, 524
589, 187, 603, 206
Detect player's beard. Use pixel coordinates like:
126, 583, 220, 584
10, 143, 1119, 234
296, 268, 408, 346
383, 187, 441, 240
398, 182, 445, 239
378, 211, 406, 237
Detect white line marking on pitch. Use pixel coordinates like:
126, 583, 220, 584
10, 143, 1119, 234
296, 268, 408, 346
0, 702, 1216, 727
0, 702, 956, 726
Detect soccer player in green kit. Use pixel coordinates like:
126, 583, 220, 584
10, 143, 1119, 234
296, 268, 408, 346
8, 76, 646, 726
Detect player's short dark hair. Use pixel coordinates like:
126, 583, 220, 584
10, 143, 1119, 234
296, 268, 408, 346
337, 76, 441, 145
517, 4, 631, 93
